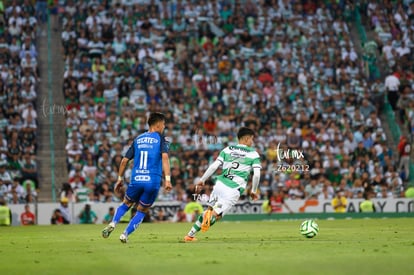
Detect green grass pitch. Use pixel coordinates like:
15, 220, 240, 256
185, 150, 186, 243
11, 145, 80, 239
1, 218, 414, 275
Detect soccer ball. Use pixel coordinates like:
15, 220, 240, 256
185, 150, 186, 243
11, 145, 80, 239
300, 219, 319, 238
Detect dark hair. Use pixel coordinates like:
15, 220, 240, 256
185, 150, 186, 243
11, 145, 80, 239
237, 127, 255, 139
148, 112, 166, 126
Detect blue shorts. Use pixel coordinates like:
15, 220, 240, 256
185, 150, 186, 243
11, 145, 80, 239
125, 177, 161, 207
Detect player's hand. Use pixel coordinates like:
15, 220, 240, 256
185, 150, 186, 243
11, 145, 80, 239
114, 178, 123, 194
164, 180, 172, 192
250, 192, 259, 201
195, 181, 204, 193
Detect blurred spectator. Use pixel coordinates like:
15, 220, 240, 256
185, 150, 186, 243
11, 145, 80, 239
59, 182, 76, 203
183, 198, 203, 222
0, 197, 12, 226
35, 0, 47, 25
154, 209, 169, 222
331, 190, 348, 213
405, 187, 414, 198
58, 197, 71, 224
397, 136, 410, 181
22, 179, 37, 203
359, 192, 376, 212
20, 204, 35, 225
171, 208, 187, 223
263, 189, 293, 214
304, 179, 322, 199
384, 72, 400, 111
8, 179, 25, 204
78, 203, 97, 224
20, 152, 38, 188
51, 208, 69, 225
102, 206, 114, 224
0, 161, 12, 186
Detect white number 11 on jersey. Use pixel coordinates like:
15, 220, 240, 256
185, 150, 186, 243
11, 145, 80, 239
139, 151, 148, 170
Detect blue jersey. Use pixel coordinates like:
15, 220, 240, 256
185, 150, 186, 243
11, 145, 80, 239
124, 131, 169, 183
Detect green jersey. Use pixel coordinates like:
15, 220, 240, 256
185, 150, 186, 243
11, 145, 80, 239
216, 144, 261, 191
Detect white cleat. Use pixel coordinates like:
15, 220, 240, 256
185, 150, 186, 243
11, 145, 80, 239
119, 233, 128, 243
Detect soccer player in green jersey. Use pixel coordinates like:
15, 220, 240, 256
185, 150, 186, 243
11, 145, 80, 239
184, 127, 261, 242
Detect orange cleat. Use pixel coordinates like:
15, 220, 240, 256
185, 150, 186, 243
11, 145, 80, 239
201, 209, 212, 232
184, 235, 197, 242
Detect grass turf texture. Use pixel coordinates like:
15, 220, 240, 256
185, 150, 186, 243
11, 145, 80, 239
1, 218, 414, 275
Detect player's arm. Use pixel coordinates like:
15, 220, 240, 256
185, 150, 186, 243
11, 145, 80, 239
118, 157, 130, 179
250, 167, 261, 201
162, 152, 172, 191
250, 154, 262, 200
115, 145, 134, 193
198, 159, 222, 185
161, 136, 172, 192
196, 149, 225, 191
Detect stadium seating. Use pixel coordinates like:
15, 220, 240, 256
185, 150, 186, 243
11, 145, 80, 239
0, 2, 39, 204
365, 1, 414, 135
57, 1, 409, 205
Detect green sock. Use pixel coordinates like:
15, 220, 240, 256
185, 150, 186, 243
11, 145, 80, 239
187, 211, 217, 237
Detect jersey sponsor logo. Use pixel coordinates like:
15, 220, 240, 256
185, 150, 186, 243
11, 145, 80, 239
138, 144, 153, 149
228, 146, 250, 153
135, 169, 149, 174
136, 137, 159, 144
230, 152, 246, 159
134, 175, 151, 181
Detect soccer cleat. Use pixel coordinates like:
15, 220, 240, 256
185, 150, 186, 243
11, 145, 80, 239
201, 209, 212, 232
119, 233, 128, 243
184, 235, 197, 242
102, 223, 115, 238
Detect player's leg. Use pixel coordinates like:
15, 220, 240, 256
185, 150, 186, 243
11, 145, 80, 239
200, 203, 216, 232
184, 205, 219, 242
120, 182, 160, 243
119, 204, 150, 243
102, 184, 141, 238
185, 181, 238, 241
201, 181, 239, 232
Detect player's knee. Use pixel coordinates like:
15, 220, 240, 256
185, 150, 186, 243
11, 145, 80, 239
213, 211, 222, 219
123, 199, 134, 208
136, 204, 149, 213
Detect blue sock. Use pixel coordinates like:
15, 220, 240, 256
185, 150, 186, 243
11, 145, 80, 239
124, 210, 146, 236
112, 203, 130, 224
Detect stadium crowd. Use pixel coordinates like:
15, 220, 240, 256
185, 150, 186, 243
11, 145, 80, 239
1, 1, 411, 210
0, 0, 40, 205
55, 0, 413, 206
365, 0, 414, 139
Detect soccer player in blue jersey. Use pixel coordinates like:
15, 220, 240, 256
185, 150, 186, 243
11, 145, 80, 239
102, 112, 172, 243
